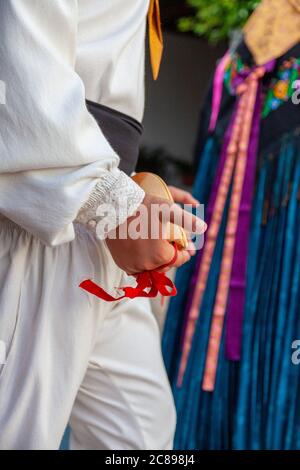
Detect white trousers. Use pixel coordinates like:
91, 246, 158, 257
0, 218, 176, 450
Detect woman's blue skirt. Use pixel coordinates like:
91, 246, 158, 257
162, 129, 300, 450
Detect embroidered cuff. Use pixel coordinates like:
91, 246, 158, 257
76, 168, 145, 239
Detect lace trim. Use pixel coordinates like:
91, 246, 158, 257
76, 169, 145, 239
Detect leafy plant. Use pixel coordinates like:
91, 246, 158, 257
178, 0, 261, 44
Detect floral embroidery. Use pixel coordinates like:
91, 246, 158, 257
224, 53, 251, 95
262, 58, 300, 117
273, 80, 289, 100
223, 53, 300, 119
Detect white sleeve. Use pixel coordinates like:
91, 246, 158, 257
0, 0, 144, 245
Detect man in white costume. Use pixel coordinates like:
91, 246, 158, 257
0, 0, 205, 450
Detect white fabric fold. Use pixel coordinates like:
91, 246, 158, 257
0, 0, 145, 245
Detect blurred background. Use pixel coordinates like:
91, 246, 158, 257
138, 0, 261, 330
138, 0, 260, 189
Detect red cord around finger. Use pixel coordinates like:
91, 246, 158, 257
156, 242, 178, 271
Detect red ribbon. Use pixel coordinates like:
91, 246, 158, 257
79, 244, 178, 301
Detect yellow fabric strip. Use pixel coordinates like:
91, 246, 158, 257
244, 0, 300, 66
148, 0, 163, 80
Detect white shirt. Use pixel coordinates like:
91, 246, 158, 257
77, 0, 147, 121
0, 0, 147, 245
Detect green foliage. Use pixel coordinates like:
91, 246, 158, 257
178, 0, 261, 44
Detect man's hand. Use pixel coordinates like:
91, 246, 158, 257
106, 191, 206, 275
168, 186, 200, 207
168, 186, 200, 256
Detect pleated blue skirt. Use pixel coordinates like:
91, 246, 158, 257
162, 129, 300, 450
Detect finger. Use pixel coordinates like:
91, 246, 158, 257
172, 249, 191, 268
158, 251, 191, 272
150, 240, 177, 272
168, 186, 200, 206
166, 203, 207, 234
126, 240, 175, 274
159, 244, 195, 272
187, 240, 196, 256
